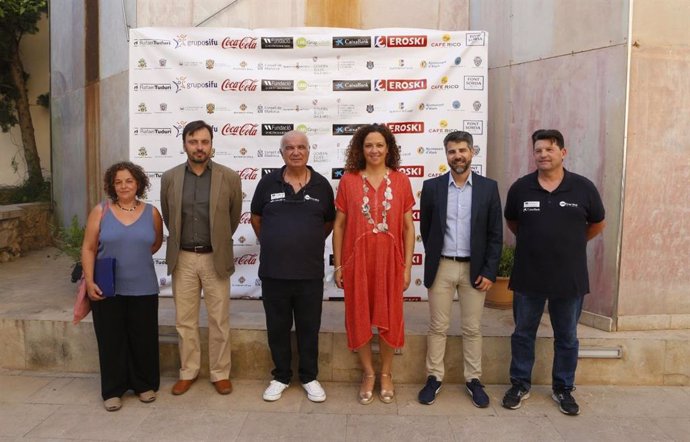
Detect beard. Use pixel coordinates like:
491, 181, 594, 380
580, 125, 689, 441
450, 159, 471, 175
188, 151, 209, 163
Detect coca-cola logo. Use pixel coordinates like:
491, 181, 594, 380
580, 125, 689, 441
238, 168, 259, 180
221, 123, 258, 136
221, 79, 258, 91
240, 212, 251, 224
221, 37, 258, 49
234, 253, 258, 265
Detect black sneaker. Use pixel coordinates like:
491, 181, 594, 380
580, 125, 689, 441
465, 379, 490, 408
418, 375, 442, 405
502, 384, 530, 409
552, 389, 580, 415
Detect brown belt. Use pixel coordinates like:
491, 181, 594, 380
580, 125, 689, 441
441, 255, 470, 262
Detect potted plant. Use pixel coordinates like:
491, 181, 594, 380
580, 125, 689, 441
485, 244, 515, 309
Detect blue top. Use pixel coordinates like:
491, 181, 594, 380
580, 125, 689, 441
441, 172, 473, 258
98, 203, 159, 296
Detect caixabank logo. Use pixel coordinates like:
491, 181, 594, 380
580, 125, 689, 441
374, 79, 427, 92
221, 36, 258, 49
262, 124, 294, 136
387, 122, 425, 134
221, 79, 259, 91
261, 37, 293, 49
398, 165, 425, 178
331, 168, 345, 179
261, 79, 294, 91
332, 36, 371, 48
332, 80, 372, 91
333, 124, 367, 136
374, 35, 428, 48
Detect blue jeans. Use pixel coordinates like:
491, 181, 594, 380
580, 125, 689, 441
509, 292, 584, 392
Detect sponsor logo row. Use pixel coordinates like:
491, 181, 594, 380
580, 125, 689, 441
133, 33, 485, 49
132, 121, 484, 138
132, 76, 484, 93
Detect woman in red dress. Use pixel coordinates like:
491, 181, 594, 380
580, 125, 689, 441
332, 124, 415, 404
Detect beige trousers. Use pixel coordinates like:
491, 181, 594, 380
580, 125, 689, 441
426, 259, 486, 382
173, 251, 231, 382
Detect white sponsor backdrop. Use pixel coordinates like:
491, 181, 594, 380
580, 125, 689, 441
129, 27, 488, 300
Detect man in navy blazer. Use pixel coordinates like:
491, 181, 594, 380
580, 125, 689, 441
417, 131, 502, 407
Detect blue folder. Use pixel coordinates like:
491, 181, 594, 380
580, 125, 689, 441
94, 257, 116, 297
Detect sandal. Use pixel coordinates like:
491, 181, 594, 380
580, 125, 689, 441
359, 373, 375, 405
379, 373, 395, 404
103, 397, 122, 412
138, 390, 156, 403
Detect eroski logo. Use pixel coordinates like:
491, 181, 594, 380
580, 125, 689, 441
375, 79, 427, 91
375, 35, 427, 48
398, 166, 424, 177
387, 122, 424, 134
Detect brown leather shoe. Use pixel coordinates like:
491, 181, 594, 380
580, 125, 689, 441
172, 377, 197, 395
213, 379, 233, 395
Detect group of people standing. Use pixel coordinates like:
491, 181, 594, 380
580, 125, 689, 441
81, 120, 604, 417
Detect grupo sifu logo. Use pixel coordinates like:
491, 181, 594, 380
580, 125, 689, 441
331, 168, 345, 179
221, 36, 258, 49
133, 82, 172, 91
466, 32, 486, 46
261, 37, 294, 49
332, 36, 371, 48
221, 79, 258, 91
261, 79, 294, 91
172, 77, 218, 93
374, 35, 428, 48
262, 168, 282, 176
332, 124, 367, 136
398, 165, 425, 177
221, 123, 258, 136
387, 122, 425, 134
173, 34, 219, 49
374, 79, 427, 91
332, 80, 372, 91
261, 124, 294, 136
463, 120, 484, 135
464, 76, 485, 90
412, 254, 423, 265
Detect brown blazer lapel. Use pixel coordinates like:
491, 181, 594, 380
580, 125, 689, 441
172, 165, 185, 239
209, 161, 222, 232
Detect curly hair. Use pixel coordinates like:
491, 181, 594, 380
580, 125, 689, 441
344, 124, 401, 172
103, 161, 150, 201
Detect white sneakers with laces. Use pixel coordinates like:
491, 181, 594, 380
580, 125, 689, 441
263, 380, 289, 401
302, 380, 327, 402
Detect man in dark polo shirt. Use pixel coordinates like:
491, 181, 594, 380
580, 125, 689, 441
250, 130, 335, 403
501, 129, 605, 416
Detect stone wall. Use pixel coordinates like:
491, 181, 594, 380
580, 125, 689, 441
0, 203, 54, 262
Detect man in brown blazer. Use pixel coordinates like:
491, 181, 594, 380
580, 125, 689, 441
160, 120, 242, 395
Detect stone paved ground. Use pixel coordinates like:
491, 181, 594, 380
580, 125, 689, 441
1, 370, 689, 441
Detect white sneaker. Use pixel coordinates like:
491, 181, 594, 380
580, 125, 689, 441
302, 380, 326, 402
263, 380, 289, 401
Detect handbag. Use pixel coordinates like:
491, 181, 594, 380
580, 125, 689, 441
72, 201, 111, 324
94, 256, 116, 297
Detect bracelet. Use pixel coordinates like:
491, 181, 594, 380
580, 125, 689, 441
334, 265, 342, 272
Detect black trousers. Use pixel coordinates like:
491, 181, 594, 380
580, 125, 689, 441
91, 294, 160, 400
261, 278, 323, 384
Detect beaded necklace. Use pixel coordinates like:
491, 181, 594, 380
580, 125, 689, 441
361, 170, 393, 233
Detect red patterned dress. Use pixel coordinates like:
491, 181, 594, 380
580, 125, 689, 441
335, 169, 415, 350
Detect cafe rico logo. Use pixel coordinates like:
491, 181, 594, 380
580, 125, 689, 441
431, 34, 463, 47
221, 123, 258, 136
374, 35, 428, 48
221, 37, 258, 49
387, 122, 425, 134
261, 37, 294, 49
374, 79, 427, 92
332, 80, 372, 91
332, 36, 371, 48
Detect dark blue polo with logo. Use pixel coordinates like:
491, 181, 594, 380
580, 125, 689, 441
504, 169, 605, 298
250, 166, 335, 280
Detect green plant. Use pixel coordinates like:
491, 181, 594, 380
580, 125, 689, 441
0, 179, 50, 204
54, 215, 85, 262
497, 244, 515, 277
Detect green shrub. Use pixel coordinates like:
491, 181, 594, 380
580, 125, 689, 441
497, 244, 515, 277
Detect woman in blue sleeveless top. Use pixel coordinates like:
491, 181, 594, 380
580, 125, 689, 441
81, 162, 163, 411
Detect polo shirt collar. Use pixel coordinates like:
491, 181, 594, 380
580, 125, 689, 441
529, 168, 573, 193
